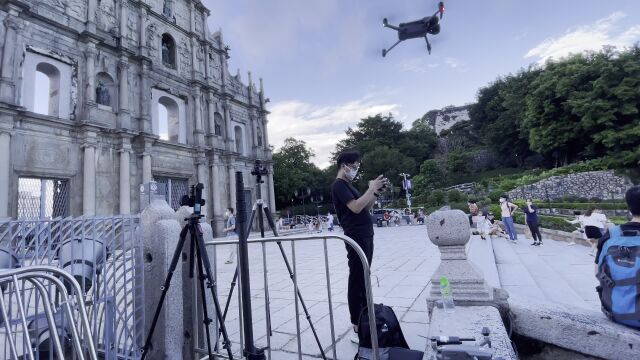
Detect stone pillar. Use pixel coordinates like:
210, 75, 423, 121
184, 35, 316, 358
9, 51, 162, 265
192, 89, 204, 146
119, 0, 127, 37
426, 210, 493, 303
206, 94, 215, 136
210, 159, 222, 235
140, 201, 184, 360
197, 161, 208, 216
262, 117, 270, 149
267, 167, 276, 212
190, 38, 198, 78
82, 145, 96, 216
223, 102, 233, 151
86, 0, 98, 32
0, 11, 22, 104
85, 44, 98, 104
0, 131, 10, 218
189, 2, 196, 32
140, 62, 152, 133
117, 57, 131, 129
119, 149, 131, 214
139, 7, 147, 55
142, 153, 152, 185
203, 44, 210, 81
228, 163, 236, 210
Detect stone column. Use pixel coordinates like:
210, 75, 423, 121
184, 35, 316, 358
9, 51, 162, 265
192, 88, 204, 146
83, 145, 96, 216
190, 38, 198, 78
207, 94, 216, 136
228, 163, 236, 210
210, 159, 222, 235
142, 152, 152, 185
117, 57, 131, 129
86, 0, 98, 32
140, 61, 152, 133
203, 44, 210, 81
267, 167, 276, 212
426, 210, 493, 303
0, 131, 10, 218
0, 11, 22, 104
139, 7, 147, 55
119, 0, 127, 37
197, 161, 208, 216
119, 149, 131, 214
223, 102, 233, 151
85, 44, 98, 103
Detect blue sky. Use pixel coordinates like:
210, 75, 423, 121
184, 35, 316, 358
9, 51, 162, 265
204, 0, 640, 168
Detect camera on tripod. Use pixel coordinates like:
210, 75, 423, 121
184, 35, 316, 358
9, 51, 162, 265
181, 183, 206, 215
251, 160, 269, 183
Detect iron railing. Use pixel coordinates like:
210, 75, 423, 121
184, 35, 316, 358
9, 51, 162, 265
0, 215, 144, 359
0, 266, 98, 360
198, 233, 379, 360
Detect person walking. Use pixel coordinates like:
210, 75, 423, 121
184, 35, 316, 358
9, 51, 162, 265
500, 196, 519, 242
326, 212, 334, 231
224, 208, 237, 264
331, 150, 385, 344
523, 198, 543, 246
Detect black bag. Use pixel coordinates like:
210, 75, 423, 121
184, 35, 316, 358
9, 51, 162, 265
355, 304, 423, 360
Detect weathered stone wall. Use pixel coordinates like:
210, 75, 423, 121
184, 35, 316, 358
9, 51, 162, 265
426, 104, 471, 135
507, 170, 633, 200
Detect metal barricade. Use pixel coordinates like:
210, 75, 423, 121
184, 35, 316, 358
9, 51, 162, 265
0, 265, 98, 360
197, 233, 379, 360
0, 216, 144, 359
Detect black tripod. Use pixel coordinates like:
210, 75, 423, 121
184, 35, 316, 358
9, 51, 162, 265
141, 184, 234, 360
217, 161, 327, 359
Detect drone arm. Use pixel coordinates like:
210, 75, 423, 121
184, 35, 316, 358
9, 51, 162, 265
383, 22, 401, 31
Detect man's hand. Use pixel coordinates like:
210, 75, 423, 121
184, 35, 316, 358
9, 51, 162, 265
368, 175, 385, 193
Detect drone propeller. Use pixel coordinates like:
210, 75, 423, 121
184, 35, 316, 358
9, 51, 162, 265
438, 2, 445, 19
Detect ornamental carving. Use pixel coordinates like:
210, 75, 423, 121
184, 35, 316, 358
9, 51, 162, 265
145, 23, 158, 58
66, 0, 87, 21
178, 39, 191, 77
96, 0, 118, 33
208, 52, 221, 82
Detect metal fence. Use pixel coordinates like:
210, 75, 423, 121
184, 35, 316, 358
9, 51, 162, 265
0, 215, 144, 359
198, 233, 379, 360
0, 266, 98, 360
17, 177, 70, 220
155, 177, 189, 210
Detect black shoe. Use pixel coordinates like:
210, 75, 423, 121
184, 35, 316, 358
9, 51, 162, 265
534, 242, 541, 246
530, 242, 537, 246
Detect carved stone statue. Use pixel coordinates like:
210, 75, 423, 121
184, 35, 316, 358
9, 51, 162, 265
162, 42, 170, 64
162, 0, 172, 18
96, 81, 110, 106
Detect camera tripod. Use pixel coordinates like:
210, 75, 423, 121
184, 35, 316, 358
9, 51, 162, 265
141, 185, 234, 360
216, 161, 328, 359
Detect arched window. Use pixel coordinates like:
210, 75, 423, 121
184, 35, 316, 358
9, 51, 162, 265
214, 112, 223, 136
161, 33, 176, 68
158, 96, 180, 142
257, 126, 263, 146
95, 72, 115, 107
234, 125, 243, 154
34, 62, 61, 116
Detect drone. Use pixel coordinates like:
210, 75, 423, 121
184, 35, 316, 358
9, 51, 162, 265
382, 1, 445, 57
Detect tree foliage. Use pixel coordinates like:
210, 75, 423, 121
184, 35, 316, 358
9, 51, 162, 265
272, 138, 323, 209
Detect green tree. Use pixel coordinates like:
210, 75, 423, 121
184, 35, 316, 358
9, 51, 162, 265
359, 146, 416, 191
412, 159, 448, 196
272, 138, 323, 209
333, 114, 405, 158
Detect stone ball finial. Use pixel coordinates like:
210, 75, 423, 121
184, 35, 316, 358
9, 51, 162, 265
426, 210, 470, 247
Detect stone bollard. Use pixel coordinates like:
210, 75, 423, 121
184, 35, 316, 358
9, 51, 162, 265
426, 210, 493, 304
140, 199, 185, 360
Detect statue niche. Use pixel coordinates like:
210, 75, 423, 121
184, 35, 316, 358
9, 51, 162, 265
95, 73, 114, 107
161, 33, 176, 68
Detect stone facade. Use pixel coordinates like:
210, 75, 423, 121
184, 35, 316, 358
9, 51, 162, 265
0, 0, 275, 235
507, 170, 633, 201
425, 104, 471, 135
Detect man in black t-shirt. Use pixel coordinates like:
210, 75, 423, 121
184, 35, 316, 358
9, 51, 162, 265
331, 150, 385, 343
595, 185, 640, 264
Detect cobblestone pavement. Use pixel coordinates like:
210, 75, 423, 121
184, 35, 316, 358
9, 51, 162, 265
206, 224, 599, 359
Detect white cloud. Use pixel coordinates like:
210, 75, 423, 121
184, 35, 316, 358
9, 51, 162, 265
400, 57, 439, 73
445, 57, 461, 69
267, 98, 400, 168
525, 11, 640, 63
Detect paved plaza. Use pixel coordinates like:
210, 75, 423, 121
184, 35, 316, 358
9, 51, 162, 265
208, 224, 599, 359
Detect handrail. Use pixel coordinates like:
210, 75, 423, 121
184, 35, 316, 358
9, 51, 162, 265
205, 233, 380, 360
0, 265, 99, 360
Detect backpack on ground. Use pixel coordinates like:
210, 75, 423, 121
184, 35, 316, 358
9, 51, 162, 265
596, 226, 640, 329
355, 303, 424, 360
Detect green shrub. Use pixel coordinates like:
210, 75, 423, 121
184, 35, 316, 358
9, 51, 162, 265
427, 190, 447, 207
447, 189, 463, 202
513, 213, 579, 232
536, 202, 627, 210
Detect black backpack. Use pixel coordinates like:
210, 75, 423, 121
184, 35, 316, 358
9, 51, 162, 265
355, 304, 423, 360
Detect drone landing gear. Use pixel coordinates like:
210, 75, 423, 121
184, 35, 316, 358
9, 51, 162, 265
425, 35, 432, 54
382, 39, 402, 57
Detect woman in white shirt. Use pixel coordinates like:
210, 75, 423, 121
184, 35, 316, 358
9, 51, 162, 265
566, 207, 608, 255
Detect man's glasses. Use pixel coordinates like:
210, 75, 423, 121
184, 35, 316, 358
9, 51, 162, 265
345, 163, 360, 171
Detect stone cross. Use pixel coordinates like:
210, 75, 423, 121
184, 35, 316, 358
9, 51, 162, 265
426, 209, 493, 304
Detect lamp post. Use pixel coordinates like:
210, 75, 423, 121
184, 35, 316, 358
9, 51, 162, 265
311, 194, 324, 231
290, 197, 294, 224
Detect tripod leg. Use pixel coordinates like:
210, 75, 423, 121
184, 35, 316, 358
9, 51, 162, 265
193, 223, 235, 360
193, 233, 214, 359
141, 225, 190, 360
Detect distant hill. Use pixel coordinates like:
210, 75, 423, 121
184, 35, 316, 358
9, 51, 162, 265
422, 104, 472, 135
